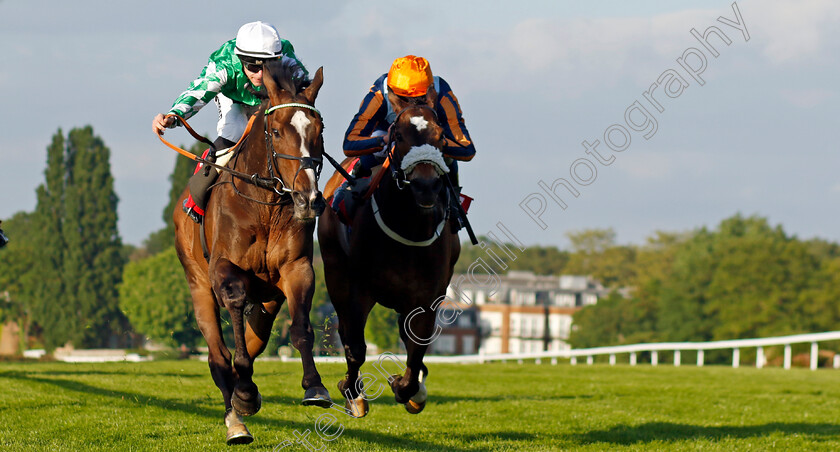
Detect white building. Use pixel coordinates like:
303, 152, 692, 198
433, 271, 611, 355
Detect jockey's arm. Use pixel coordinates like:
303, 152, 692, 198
436, 80, 476, 162
167, 65, 228, 123
343, 85, 389, 157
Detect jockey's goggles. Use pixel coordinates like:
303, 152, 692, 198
239, 56, 266, 73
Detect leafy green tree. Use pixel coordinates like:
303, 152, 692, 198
119, 247, 200, 347
0, 212, 39, 350
704, 216, 819, 339
61, 127, 127, 347
455, 237, 569, 276
653, 227, 716, 342
564, 228, 637, 288
27, 127, 126, 349
365, 304, 402, 353
569, 291, 627, 348
31, 131, 70, 349
570, 214, 840, 357
794, 257, 840, 333
567, 228, 617, 254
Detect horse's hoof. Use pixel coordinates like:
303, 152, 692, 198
337, 377, 350, 394
405, 399, 426, 414
345, 396, 369, 418
302, 386, 332, 408
224, 409, 253, 444
232, 391, 262, 417
226, 424, 254, 445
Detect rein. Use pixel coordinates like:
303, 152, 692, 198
157, 113, 280, 191
158, 105, 348, 205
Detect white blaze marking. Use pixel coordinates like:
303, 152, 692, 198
410, 116, 428, 131
290, 110, 317, 195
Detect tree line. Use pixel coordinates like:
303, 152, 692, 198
567, 217, 840, 354
0, 127, 125, 349
2, 126, 839, 357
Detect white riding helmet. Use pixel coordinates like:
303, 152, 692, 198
234, 21, 284, 59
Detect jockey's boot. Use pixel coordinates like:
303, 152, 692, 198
182, 147, 226, 224
184, 169, 219, 223
350, 161, 372, 179
447, 170, 464, 233
182, 199, 202, 224
329, 160, 375, 224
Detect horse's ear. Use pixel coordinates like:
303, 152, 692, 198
262, 64, 282, 101
424, 85, 437, 109
303, 67, 324, 103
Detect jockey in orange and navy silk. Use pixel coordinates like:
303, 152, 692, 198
343, 55, 475, 173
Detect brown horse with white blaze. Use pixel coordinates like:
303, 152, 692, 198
318, 103, 461, 417
173, 59, 330, 445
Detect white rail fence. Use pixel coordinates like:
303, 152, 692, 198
284, 331, 840, 371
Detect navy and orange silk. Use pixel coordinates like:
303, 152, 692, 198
342, 74, 476, 161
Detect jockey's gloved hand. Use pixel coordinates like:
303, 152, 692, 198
152, 114, 177, 135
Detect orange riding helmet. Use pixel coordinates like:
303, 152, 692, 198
387, 55, 433, 97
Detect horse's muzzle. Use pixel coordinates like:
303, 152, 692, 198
409, 177, 443, 212
292, 191, 326, 220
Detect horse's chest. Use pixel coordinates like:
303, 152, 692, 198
364, 248, 449, 296
237, 242, 276, 281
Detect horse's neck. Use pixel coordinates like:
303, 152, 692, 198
224, 114, 291, 216
232, 114, 267, 172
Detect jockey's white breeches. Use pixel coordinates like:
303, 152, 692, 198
214, 94, 251, 145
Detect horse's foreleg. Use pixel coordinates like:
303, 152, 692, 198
332, 283, 375, 396
332, 291, 374, 418
191, 282, 253, 444
282, 262, 331, 407
393, 309, 434, 413
245, 299, 281, 358
211, 258, 261, 417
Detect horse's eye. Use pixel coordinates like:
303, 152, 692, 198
272, 129, 281, 138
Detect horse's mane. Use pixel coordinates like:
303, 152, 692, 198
264, 57, 311, 96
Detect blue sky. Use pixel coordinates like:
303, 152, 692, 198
1, 0, 837, 248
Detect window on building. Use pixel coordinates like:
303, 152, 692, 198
556, 294, 575, 307
462, 336, 475, 354
434, 335, 456, 355
457, 312, 472, 328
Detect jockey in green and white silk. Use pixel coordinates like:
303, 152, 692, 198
166, 22, 308, 146
152, 21, 310, 223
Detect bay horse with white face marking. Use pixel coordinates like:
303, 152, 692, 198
173, 59, 330, 445
318, 102, 461, 417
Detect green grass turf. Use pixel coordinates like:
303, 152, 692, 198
1, 360, 839, 451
